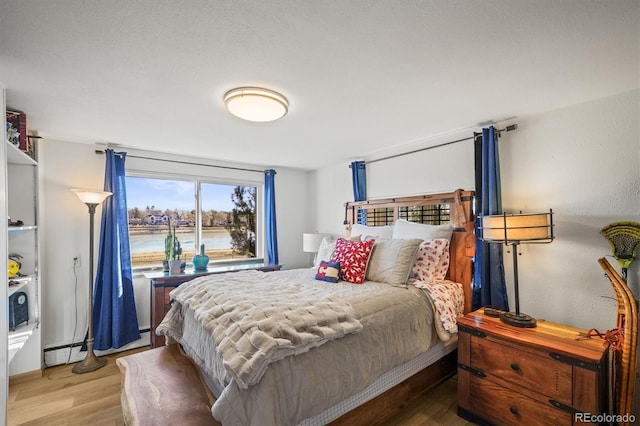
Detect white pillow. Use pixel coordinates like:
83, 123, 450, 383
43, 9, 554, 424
314, 236, 337, 269
392, 219, 453, 241
351, 223, 393, 240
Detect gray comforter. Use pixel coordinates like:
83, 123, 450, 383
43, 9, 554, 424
157, 268, 437, 425
157, 269, 363, 389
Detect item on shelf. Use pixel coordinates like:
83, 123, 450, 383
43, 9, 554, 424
8, 218, 24, 227
7, 253, 23, 278
6, 122, 19, 146
8, 276, 31, 287
8, 291, 29, 331
8, 259, 20, 278
6, 110, 28, 153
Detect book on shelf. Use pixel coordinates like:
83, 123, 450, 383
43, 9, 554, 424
6, 110, 33, 159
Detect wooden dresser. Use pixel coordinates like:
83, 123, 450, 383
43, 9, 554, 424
147, 262, 282, 347
457, 310, 608, 425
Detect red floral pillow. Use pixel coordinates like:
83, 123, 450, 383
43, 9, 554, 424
411, 239, 450, 282
332, 238, 375, 284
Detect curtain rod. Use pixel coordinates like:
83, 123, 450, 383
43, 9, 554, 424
94, 150, 265, 173
350, 124, 518, 167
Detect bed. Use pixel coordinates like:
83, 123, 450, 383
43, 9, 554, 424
155, 190, 475, 425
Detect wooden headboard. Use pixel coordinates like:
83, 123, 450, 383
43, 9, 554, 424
344, 189, 475, 313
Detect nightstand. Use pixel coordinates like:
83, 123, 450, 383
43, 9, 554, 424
457, 309, 608, 425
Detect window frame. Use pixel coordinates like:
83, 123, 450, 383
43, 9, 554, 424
125, 169, 264, 272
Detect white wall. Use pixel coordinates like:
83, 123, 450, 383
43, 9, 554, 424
313, 123, 477, 238
502, 89, 639, 330
40, 141, 104, 365
39, 142, 311, 364
314, 89, 639, 331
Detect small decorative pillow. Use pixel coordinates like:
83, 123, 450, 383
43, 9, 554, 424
315, 261, 341, 283
332, 238, 376, 284
412, 239, 450, 282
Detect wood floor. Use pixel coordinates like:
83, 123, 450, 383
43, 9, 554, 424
8, 347, 475, 426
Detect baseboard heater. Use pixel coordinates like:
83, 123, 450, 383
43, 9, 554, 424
44, 328, 151, 367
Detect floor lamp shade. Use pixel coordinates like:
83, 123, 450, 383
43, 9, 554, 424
72, 189, 112, 205
71, 189, 111, 374
480, 210, 554, 328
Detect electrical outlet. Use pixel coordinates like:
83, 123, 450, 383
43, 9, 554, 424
73, 256, 81, 267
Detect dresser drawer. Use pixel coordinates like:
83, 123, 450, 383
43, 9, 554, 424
467, 373, 572, 426
471, 335, 573, 405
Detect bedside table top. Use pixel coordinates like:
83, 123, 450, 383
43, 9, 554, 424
458, 309, 609, 364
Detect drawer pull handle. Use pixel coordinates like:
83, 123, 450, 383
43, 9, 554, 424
509, 406, 519, 415
457, 362, 486, 378
510, 363, 519, 371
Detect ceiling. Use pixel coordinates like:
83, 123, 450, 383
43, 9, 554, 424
0, 1, 638, 170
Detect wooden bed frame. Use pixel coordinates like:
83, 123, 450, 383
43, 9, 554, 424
331, 189, 476, 425
343, 189, 475, 311
117, 190, 476, 426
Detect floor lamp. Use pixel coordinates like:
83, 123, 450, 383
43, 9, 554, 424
71, 189, 112, 374
480, 210, 554, 328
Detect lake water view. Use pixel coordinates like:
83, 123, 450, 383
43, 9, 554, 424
129, 228, 232, 254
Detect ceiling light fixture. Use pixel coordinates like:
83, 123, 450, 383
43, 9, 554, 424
224, 87, 289, 122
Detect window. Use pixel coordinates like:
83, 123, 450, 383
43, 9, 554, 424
126, 175, 261, 269
360, 204, 450, 226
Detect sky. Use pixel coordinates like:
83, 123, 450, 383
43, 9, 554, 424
125, 176, 244, 212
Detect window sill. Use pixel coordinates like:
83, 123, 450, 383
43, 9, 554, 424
132, 258, 265, 279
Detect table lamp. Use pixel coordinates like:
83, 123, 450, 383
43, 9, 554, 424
480, 210, 554, 328
303, 233, 326, 266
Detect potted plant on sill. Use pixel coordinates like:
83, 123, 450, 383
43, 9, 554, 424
164, 219, 183, 274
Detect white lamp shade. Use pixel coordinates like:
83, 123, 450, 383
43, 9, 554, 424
72, 189, 112, 204
303, 233, 326, 253
481, 211, 553, 243
224, 87, 289, 122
